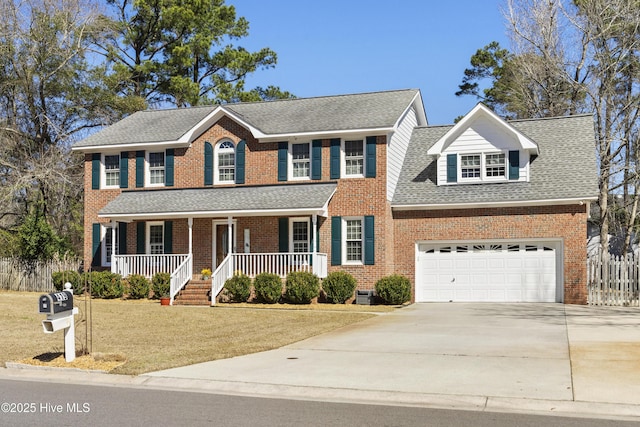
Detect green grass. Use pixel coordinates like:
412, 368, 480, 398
0, 291, 390, 375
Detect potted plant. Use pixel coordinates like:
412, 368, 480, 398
152, 272, 171, 305
201, 268, 212, 280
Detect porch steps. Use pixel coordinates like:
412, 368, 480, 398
172, 280, 211, 306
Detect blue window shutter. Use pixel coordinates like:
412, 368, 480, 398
136, 222, 145, 254
120, 152, 128, 188
365, 136, 377, 178
91, 153, 100, 190
278, 218, 288, 252
236, 140, 246, 184
364, 216, 375, 265
118, 222, 127, 255
446, 154, 457, 183
330, 138, 341, 179
92, 223, 101, 266
165, 149, 174, 187
278, 142, 287, 181
509, 150, 520, 180
136, 151, 144, 188
164, 221, 172, 254
311, 140, 322, 180
331, 216, 342, 265
204, 142, 213, 185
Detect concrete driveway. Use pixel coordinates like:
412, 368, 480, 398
145, 304, 575, 402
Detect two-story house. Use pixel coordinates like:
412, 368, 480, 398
72, 89, 598, 305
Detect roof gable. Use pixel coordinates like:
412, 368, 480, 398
426, 103, 539, 156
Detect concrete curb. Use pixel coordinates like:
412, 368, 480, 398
3, 366, 640, 422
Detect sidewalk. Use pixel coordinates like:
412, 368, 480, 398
3, 303, 640, 421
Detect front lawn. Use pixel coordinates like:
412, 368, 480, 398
0, 291, 390, 375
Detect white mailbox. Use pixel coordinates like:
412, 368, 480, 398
39, 283, 78, 362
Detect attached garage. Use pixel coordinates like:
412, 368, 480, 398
415, 241, 562, 303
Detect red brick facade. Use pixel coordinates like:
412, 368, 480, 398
82, 114, 589, 303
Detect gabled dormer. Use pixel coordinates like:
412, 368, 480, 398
427, 103, 539, 185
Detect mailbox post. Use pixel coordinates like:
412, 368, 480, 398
39, 283, 78, 362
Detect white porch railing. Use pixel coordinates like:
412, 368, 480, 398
112, 254, 190, 278
170, 254, 193, 305
210, 252, 328, 305
234, 252, 328, 278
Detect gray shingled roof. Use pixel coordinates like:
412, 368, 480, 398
74, 106, 216, 148
99, 182, 337, 218
73, 89, 419, 149
392, 114, 599, 207
224, 89, 419, 134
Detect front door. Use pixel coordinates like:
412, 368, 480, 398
213, 222, 235, 268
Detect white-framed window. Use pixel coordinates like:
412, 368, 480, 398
459, 152, 508, 182
147, 151, 165, 186
102, 153, 120, 188
147, 222, 164, 254
290, 218, 310, 253
343, 217, 363, 264
289, 142, 311, 180
101, 224, 117, 266
343, 139, 364, 177
215, 140, 235, 184
485, 153, 506, 177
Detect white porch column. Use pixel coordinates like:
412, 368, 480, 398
312, 214, 317, 255
188, 217, 193, 255
227, 216, 233, 254
110, 221, 117, 273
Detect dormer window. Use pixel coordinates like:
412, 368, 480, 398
458, 152, 508, 182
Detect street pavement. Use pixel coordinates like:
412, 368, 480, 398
4, 303, 640, 420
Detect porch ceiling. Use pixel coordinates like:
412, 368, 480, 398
98, 182, 337, 221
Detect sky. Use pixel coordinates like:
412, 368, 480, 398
234, 0, 510, 125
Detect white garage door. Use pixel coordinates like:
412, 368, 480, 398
416, 242, 558, 302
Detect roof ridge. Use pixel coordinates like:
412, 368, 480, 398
507, 113, 593, 123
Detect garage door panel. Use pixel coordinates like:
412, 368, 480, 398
416, 242, 558, 303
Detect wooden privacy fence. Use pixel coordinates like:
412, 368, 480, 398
587, 252, 640, 306
0, 257, 82, 293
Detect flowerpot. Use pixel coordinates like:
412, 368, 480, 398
202, 276, 211, 281
160, 297, 170, 306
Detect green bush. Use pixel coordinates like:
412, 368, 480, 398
85, 271, 123, 299
224, 273, 252, 302
51, 270, 82, 295
322, 271, 357, 304
374, 274, 411, 305
285, 271, 320, 304
152, 272, 171, 299
126, 274, 150, 299
253, 273, 282, 304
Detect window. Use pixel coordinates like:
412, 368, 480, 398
344, 218, 363, 263
344, 139, 364, 176
290, 219, 310, 253
148, 152, 165, 186
102, 225, 118, 266
460, 154, 481, 179
215, 140, 235, 184
457, 152, 509, 182
103, 154, 120, 188
290, 143, 310, 179
485, 153, 506, 177
148, 223, 164, 254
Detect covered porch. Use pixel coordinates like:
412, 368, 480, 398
100, 183, 336, 305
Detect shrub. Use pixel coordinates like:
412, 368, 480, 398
152, 272, 171, 299
51, 270, 82, 295
224, 273, 251, 302
253, 273, 282, 304
126, 274, 150, 299
374, 274, 411, 305
85, 271, 123, 299
322, 271, 357, 304
285, 271, 320, 304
